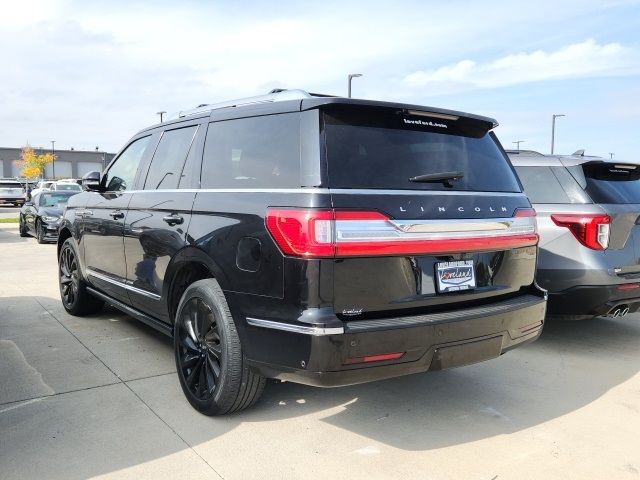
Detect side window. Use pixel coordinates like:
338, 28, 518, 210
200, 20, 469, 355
551, 166, 591, 203
515, 166, 587, 204
201, 113, 300, 188
143, 126, 198, 190
104, 136, 151, 192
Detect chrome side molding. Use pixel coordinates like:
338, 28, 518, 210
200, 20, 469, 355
246, 317, 344, 336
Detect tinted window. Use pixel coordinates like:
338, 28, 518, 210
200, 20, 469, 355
324, 109, 520, 192
201, 113, 300, 188
515, 166, 588, 204
144, 126, 198, 190
583, 163, 640, 204
105, 136, 151, 192
54, 184, 82, 191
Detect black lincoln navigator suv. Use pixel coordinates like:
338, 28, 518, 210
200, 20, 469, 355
57, 89, 546, 415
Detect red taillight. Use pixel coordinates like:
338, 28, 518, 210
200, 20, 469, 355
514, 207, 537, 218
265, 208, 334, 257
266, 208, 539, 258
344, 352, 405, 365
551, 213, 611, 250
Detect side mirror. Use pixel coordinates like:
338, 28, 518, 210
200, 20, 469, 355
82, 171, 102, 191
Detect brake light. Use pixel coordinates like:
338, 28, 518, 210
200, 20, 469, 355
266, 208, 539, 258
551, 213, 611, 250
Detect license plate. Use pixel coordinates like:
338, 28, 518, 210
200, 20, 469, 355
436, 260, 476, 293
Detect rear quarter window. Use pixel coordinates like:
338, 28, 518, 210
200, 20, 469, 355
515, 166, 589, 204
201, 113, 301, 189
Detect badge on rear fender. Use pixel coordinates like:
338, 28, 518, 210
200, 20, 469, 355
436, 260, 476, 293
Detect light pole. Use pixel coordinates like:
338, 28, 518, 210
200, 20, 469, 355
347, 73, 363, 98
513, 140, 524, 151
609, 153, 614, 159
51, 140, 56, 179
551, 114, 565, 155
157, 111, 166, 123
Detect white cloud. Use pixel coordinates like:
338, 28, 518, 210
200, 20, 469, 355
0, 0, 639, 157
403, 39, 640, 94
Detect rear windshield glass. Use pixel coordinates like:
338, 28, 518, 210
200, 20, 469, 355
582, 163, 640, 204
323, 108, 521, 192
0, 183, 21, 189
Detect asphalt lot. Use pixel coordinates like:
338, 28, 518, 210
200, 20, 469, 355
1, 222, 639, 480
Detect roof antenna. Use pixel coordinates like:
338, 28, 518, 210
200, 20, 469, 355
572, 149, 585, 157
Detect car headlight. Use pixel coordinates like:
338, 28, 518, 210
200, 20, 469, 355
42, 215, 60, 223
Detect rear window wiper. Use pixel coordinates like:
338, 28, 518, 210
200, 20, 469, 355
409, 171, 464, 188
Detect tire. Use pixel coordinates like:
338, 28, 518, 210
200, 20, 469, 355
174, 279, 265, 415
19, 216, 29, 237
36, 220, 45, 244
58, 238, 104, 316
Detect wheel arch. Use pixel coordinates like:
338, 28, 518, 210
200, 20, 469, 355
57, 226, 72, 257
163, 246, 231, 325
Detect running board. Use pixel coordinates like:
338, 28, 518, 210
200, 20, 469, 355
86, 286, 173, 337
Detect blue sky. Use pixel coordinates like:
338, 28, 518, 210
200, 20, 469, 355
0, 0, 639, 159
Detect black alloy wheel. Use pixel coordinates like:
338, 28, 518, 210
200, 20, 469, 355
59, 242, 79, 308
58, 238, 104, 315
174, 279, 265, 415
177, 297, 223, 401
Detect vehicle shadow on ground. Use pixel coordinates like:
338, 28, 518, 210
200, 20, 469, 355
3, 294, 640, 479
175, 315, 640, 452
0, 226, 29, 244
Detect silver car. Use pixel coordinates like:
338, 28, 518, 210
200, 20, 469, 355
508, 150, 640, 320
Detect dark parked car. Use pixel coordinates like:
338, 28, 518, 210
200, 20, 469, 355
509, 149, 640, 319
57, 89, 546, 415
20, 191, 78, 243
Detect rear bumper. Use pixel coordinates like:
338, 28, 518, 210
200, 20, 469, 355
244, 292, 547, 387
548, 284, 640, 316
0, 197, 24, 204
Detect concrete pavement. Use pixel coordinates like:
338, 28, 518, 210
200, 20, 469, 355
1, 222, 639, 479
0, 206, 20, 219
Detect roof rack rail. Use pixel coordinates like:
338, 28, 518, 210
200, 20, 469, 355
504, 149, 545, 156
170, 89, 329, 120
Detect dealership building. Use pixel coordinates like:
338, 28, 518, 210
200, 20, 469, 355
0, 147, 115, 179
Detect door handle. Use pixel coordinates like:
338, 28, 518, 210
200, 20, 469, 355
109, 210, 125, 220
163, 214, 184, 226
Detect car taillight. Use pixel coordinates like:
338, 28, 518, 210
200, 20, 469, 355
266, 208, 539, 258
551, 213, 611, 250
